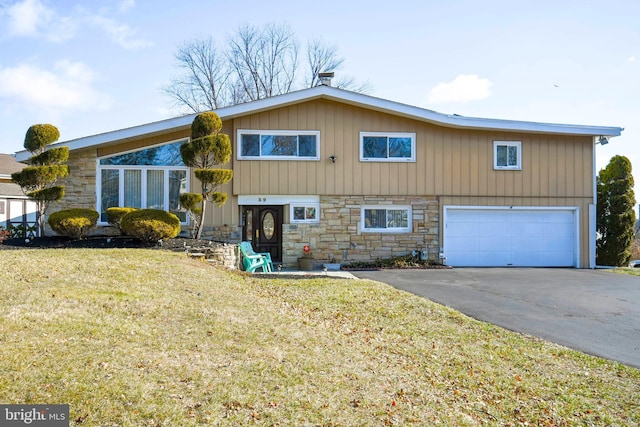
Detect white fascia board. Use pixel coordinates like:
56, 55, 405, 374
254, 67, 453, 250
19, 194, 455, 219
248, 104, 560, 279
15, 85, 623, 161
238, 195, 319, 205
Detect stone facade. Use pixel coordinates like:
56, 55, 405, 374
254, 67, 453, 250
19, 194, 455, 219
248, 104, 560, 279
282, 195, 439, 267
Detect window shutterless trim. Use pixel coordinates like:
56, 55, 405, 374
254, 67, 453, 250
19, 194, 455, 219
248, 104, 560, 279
493, 140, 522, 170
360, 205, 412, 233
290, 203, 320, 223
237, 129, 320, 160
359, 132, 416, 162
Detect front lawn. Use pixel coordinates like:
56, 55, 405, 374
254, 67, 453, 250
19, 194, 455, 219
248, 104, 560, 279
1, 249, 638, 425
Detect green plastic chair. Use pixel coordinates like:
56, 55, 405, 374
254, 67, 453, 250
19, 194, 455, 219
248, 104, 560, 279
238, 241, 273, 273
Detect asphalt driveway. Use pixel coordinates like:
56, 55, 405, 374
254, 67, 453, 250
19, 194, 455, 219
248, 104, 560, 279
352, 268, 640, 368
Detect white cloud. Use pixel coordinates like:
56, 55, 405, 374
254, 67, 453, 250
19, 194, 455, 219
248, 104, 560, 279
428, 74, 493, 104
93, 15, 152, 49
0, 61, 111, 110
118, 0, 136, 13
5, 0, 74, 42
628, 56, 636, 63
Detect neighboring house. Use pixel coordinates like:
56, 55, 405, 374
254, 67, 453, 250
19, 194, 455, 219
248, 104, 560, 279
15, 84, 622, 268
0, 154, 38, 235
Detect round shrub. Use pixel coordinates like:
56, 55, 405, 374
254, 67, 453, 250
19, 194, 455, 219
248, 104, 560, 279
48, 208, 99, 239
106, 207, 138, 235
120, 209, 181, 244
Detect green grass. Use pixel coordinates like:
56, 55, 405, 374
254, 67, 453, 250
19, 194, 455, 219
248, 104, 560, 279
609, 267, 640, 276
1, 249, 638, 426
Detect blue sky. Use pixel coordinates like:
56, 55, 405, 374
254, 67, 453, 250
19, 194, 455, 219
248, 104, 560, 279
1, 0, 639, 189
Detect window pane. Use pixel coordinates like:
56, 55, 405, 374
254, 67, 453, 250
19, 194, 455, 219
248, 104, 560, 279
387, 209, 408, 228
241, 134, 260, 156
305, 207, 316, 220
169, 170, 187, 221
496, 145, 507, 166
100, 141, 185, 166
100, 169, 119, 222
124, 170, 142, 208
262, 135, 296, 156
293, 206, 305, 220
363, 136, 387, 158
388, 137, 412, 158
298, 135, 317, 157
146, 170, 164, 210
507, 146, 518, 166
364, 209, 386, 229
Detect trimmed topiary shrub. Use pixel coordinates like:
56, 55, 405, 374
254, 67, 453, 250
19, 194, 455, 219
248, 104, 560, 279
119, 209, 181, 244
48, 208, 99, 239
106, 207, 138, 235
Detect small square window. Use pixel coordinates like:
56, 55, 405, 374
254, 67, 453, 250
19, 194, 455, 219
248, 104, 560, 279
291, 204, 319, 223
494, 141, 522, 170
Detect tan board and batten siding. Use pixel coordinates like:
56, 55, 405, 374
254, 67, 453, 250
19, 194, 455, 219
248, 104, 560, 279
231, 99, 593, 198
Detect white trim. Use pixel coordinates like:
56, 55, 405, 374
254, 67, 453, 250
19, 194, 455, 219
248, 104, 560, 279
361, 204, 412, 233
16, 85, 624, 161
238, 195, 319, 205
290, 203, 320, 223
493, 141, 522, 170
236, 129, 320, 160
359, 132, 416, 162
443, 205, 580, 268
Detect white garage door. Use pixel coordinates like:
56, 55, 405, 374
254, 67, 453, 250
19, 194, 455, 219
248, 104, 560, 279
444, 207, 578, 267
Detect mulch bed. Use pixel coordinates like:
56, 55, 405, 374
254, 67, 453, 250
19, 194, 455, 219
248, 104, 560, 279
0, 235, 209, 252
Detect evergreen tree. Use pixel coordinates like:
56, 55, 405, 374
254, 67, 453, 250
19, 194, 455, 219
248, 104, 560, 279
596, 155, 636, 266
11, 124, 69, 236
179, 112, 233, 239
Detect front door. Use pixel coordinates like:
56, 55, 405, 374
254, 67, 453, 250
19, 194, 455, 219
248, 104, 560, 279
242, 206, 283, 263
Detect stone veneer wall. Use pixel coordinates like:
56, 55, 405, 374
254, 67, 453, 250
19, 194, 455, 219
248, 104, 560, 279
282, 195, 439, 268
43, 149, 101, 235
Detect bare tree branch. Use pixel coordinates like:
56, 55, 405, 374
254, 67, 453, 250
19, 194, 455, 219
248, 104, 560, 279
163, 37, 230, 113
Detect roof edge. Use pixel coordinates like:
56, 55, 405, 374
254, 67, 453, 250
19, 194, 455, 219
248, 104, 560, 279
15, 85, 623, 161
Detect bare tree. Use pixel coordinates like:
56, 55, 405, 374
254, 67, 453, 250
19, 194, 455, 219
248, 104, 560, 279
163, 37, 231, 113
227, 22, 298, 102
163, 23, 370, 113
306, 38, 344, 87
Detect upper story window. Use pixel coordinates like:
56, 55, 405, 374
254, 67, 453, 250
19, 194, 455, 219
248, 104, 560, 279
97, 140, 189, 224
361, 205, 412, 233
494, 141, 522, 170
237, 130, 320, 160
360, 132, 416, 162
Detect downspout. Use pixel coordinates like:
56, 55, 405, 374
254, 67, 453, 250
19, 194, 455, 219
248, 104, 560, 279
590, 137, 597, 268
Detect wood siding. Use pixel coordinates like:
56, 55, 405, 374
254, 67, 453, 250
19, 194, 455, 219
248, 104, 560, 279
231, 99, 594, 199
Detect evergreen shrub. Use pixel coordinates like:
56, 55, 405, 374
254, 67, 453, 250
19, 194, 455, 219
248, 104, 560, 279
120, 209, 181, 244
48, 208, 99, 239
106, 207, 138, 234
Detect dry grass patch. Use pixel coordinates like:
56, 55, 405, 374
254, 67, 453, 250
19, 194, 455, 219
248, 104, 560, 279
0, 249, 638, 426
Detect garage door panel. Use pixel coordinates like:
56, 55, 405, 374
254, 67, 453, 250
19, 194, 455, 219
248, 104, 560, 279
444, 208, 577, 267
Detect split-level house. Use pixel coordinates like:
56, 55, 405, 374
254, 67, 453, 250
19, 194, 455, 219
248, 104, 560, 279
15, 84, 622, 268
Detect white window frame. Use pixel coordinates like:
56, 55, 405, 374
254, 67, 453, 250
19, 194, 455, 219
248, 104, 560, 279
237, 130, 320, 160
96, 140, 190, 225
290, 203, 320, 223
359, 132, 416, 162
493, 141, 522, 170
361, 205, 412, 233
